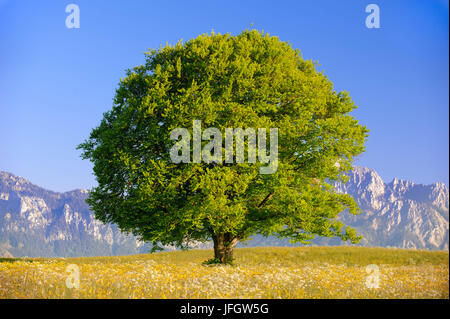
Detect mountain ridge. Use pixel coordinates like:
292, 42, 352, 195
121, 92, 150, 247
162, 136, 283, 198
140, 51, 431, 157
0, 167, 448, 257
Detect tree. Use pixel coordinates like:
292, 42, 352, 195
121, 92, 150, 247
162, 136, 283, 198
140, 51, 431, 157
78, 30, 368, 264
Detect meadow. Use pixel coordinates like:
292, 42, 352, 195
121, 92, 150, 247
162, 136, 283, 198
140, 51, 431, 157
0, 246, 448, 299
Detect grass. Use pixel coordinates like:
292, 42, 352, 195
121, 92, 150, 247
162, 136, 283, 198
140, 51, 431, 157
0, 246, 448, 299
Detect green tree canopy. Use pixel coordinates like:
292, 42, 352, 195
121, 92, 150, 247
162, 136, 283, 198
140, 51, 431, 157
78, 29, 369, 263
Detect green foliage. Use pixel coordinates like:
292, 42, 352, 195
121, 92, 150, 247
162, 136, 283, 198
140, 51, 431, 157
78, 29, 369, 252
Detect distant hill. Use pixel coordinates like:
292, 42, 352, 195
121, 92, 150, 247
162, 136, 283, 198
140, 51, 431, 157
0, 167, 448, 257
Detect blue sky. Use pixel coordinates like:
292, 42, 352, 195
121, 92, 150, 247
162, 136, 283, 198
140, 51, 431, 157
0, 0, 448, 192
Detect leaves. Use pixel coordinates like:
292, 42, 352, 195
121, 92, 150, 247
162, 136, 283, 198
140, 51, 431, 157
78, 29, 369, 250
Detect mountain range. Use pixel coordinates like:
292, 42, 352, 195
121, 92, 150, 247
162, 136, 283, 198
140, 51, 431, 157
0, 167, 448, 257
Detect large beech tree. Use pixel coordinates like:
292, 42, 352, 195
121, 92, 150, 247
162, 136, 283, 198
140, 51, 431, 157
78, 30, 368, 264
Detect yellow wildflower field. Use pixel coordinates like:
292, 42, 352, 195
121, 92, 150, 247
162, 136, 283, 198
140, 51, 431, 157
0, 247, 448, 299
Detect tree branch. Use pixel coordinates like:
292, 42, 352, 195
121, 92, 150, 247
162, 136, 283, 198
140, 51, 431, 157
257, 192, 273, 208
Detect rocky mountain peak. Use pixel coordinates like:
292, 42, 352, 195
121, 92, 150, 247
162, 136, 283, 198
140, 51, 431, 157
332, 167, 449, 250
0, 171, 149, 257
0, 168, 449, 257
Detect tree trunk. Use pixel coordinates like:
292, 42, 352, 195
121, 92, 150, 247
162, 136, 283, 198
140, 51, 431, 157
212, 233, 238, 264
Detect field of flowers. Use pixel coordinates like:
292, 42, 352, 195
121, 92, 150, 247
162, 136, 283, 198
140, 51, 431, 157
0, 247, 448, 299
